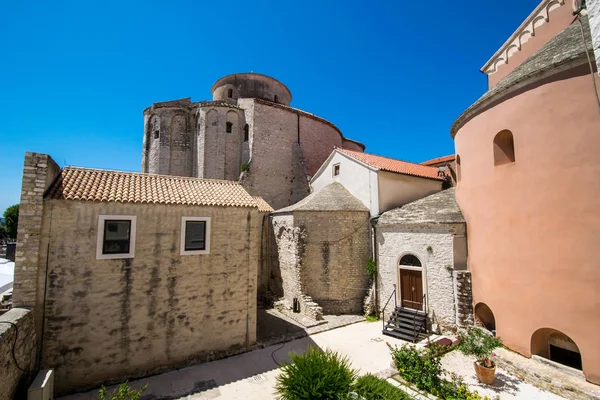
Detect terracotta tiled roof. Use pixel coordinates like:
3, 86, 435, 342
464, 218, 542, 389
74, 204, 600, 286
45, 167, 259, 208
421, 155, 455, 166
253, 196, 274, 213
337, 148, 444, 181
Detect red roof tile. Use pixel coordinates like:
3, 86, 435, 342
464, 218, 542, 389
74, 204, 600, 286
421, 155, 456, 166
337, 148, 444, 181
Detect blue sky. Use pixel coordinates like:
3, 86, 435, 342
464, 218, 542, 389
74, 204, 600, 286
0, 0, 541, 213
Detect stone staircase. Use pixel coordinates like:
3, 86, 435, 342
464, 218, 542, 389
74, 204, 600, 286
383, 307, 427, 342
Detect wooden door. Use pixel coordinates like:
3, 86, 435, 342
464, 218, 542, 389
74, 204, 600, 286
400, 269, 423, 310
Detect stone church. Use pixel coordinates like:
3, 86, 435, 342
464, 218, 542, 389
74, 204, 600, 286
141, 73, 365, 210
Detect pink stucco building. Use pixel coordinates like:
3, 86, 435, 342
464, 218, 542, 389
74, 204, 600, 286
453, 1, 600, 384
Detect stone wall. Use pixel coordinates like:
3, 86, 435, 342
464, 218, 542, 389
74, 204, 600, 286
36, 200, 260, 395
272, 210, 371, 318
295, 211, 370, 314
377, 223, 468, 332
298, 114, 344, 177
453, 271, 474, 326
0, 308, 37, 400
13, 152, 60, 308
240, 102, 310, 210
588, 0, 600, 73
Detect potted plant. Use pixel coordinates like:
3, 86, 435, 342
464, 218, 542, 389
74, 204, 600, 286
457, 327, 502, 385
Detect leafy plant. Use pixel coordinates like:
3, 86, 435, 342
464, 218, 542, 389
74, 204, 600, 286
353, 374, 411, 400
457, 327, 502, 368
388, 343, 494, 400
365, 314, 378, 323
3, 205, 19, 240
241, 162, 250, 173
426, 245, 433, 254
98, 382, 147, 400
275, 346, 357, 400
366, 258, 377, 278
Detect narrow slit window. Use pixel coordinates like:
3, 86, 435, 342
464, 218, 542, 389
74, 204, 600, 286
227, 89, 233, 98
333, 163, 340, 177
154, 130, 160, 139
274, 95, 278, 103
244, 124, 249, 142
226, 122, 233, 133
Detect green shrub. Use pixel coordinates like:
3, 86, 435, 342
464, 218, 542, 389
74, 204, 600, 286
353, 374, 411, 400
365, 314, 378, 323
275, 346, 357, 400
388, 343, 493, 400
98, 382, 147, 400
366, 258, 377, 278
241, 162, 250, 172
457, 327, 502, 367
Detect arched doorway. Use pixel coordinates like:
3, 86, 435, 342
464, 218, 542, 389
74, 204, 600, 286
531, 328, 582, 370
474, 302, 496, 333
397, 254, 425, 311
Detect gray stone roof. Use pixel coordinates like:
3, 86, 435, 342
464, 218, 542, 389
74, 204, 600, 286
451, 16, 593, 138
378, 188, 464, 225
274, 182, 369, 213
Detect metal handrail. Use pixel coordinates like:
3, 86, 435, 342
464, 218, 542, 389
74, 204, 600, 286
381, 288, 396, 330
411, 294, 427, 340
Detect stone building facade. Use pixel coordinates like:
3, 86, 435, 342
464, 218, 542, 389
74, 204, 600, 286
272, 183, 371, 320
377, 189, 472, 333
141, 73, 365, 210
13, 153, 268, 394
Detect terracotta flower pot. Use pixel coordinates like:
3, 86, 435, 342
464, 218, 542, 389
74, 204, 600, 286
474, 361, 496, 385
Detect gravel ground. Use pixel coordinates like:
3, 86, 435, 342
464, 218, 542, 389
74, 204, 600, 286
441, 351, 565, 399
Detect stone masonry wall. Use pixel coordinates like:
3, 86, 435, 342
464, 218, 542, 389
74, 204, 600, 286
13, 152, 60, 308
454, 271, 474, 326
589, 0, 600, 73
295, 210, 371, 314
377, 223, 466, 332
0, 308, 37, 400
298, 115, 344, 177
36, 200, 260, 395
240, 101, 310, 210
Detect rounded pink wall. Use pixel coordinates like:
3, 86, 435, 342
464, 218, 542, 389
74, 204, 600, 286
455, 69, 600, 384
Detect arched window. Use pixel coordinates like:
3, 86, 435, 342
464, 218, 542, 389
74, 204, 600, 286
274, 95, 278, 103
455, 154, 461, 182
244, 124, 249, 142
493, 130, 515, 166
475, 302, 496, 332
226, 122, 233, 133
531, 328, 582, 370
227, 89, 233, 98
400, 254, 421, 267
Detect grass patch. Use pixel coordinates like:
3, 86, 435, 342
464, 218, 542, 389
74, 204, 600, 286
353, 374, 411, 400
365, 314, 378, 322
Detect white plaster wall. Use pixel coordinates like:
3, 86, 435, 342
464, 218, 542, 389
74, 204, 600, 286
589, 0, 600, 74
377, 224, 461, 331
311, 151, 379, 216
378, 171, 442, 214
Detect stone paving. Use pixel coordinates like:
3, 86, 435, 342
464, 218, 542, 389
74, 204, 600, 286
59, 321, 572, 400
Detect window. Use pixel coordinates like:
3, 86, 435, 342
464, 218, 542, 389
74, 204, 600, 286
227, 88, 233, 98
226, 122, 233, 133
400, 254, 421, 267
456, 155, 461, 182
154, 130, 159, 139
181, 217, 211, 255
274, 95, 278, 103
244, 124, 249, 142
96, 215, 136, 259
493, 130, 515, 166
333, 163, 340, 177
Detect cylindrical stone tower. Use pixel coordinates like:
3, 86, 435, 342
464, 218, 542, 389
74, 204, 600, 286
211, 73, 292, 105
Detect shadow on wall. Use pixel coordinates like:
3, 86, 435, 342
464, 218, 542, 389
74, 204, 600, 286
258, 216, 283, 307
474, 302, 496, 333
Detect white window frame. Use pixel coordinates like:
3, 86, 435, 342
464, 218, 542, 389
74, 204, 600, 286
96, 215, 137, 260
180, 217, 211, 255
333, 163, 340, 177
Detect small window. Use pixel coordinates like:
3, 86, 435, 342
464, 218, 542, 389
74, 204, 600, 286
227, 89, 233, 98
493, 130, 515, 166
181, 217, 211, 255
244, 124, 249, 142
274, 95, 278, 103
456, 155, 461, 182
154, 130, 159, 139
333, 163, 340, 177
96, 215, 136, 259
226, 122, 233, 133
400, 254, 421, 267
